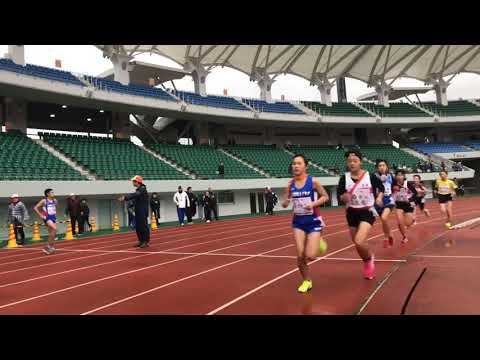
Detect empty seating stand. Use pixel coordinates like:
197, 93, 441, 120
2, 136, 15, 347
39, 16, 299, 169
465, 141, 480, 150
175, 91, 249, 111
301, 101, 370, 117
84, 76, 176, 102
41, 133, 188, 180
146, 143, 265, 179
0, 58, 85, 86
358, 144, 431, 171
419, 101, 480, 117
0, 131, 86, 181
409, 143, 473, 154
360, 102, 429, 117
223, 144, 329, 178
242, 99, 304, 114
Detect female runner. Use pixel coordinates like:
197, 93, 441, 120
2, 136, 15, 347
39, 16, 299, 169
434, 170, 458, 229
391, 170, 417, 244
412, 174, 431, 218
374, 159, 396, 248
282, 154, 329, 293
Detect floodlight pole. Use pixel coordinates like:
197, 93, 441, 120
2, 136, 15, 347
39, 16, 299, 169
184, 59, 209, 96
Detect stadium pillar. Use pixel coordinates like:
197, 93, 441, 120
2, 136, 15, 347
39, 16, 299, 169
311, 74, 332, 106
251, 71, 274, 103
330, 186, 338, 207
184, 61, 209, 96
194, 122, 210, 145
434, 79, 448, 106
336, 77, 347, 103
375, 82, 391, 107
110, 54, 133, 85
7, 45, 25, 66
111, 112, 130, 139
3, 97, 27, 134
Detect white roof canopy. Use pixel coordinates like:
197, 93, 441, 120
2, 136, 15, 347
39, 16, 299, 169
96, 45, 480, 86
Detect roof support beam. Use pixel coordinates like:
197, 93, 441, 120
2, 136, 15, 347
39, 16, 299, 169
387, 46, 431, 86
426, 45, 445, 76
443, 45, 478, 73
368, 45, 387, 86
198, 45, 218, 62
309, 45, 327, 82
333, 45, 372, 83
222, 45, 240, 67
266, 45, 295, 69
381, 45, 392, 82
273, 45, 309, 80
250, 45, 263, 77
384, 45, 424, 76
446, 46, 480, 83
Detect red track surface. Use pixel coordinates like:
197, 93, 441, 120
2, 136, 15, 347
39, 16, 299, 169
0, 197, 479, 315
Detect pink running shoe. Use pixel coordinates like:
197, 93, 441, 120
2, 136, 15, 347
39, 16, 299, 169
363, 256, 375, 280
401, 236, 409, 245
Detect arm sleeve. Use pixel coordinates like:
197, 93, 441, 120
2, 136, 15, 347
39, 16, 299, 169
370, 174, 385, 194
407, 182, 418, 197
124, 188, 141, 202
337, 175, 347, 196
186, 194, 190, 207
434, 180, 439, 190
450, 180, 458, 190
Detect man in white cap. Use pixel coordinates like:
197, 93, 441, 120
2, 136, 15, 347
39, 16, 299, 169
7, 194, 29, 246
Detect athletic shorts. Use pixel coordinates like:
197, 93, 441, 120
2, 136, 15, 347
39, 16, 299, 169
395, 201, 415, 213
438, 194, 453, 204
374, 203, 395, 216
44, 215, 57, 225
346, 208, 375, 228
292, 215, 324, 234
413, 196, 426, 210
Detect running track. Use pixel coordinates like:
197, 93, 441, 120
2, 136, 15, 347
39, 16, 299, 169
0, 197, 479, 315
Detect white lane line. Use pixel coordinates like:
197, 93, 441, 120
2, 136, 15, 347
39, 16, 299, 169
413, 255, 480, 259
450, 217, 480, 229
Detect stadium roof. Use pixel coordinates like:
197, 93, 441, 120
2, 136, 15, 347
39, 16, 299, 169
357, 87, 434, 101
96, 45, 480, 86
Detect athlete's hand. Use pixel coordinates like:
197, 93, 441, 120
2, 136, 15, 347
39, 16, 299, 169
282, 199, 290, 208
303, 203, 313, 211
375, 198, 384, 208
340, 193, 351, 204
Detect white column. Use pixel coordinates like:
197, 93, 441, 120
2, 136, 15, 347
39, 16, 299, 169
330, 186, 338, 207
184, 61, 209, 96
251, 70, 274, 103
8, 45, 25, 66
311, 74, 332, 106
434, 79, 448, 106
110, 54, 133, 85
375, 82, 391, 107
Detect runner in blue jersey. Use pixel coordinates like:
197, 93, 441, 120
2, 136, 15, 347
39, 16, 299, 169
281, 154, 329, 293
34, 188, 58, 255
374, 159, 396, 248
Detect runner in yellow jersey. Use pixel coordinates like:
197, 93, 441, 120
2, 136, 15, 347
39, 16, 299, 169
434, 170, 458, 229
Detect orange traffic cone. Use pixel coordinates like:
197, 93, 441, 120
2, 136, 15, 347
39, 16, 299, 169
113, 214, 120, 231
151, 212, 158, 231
32, 222, 41, 241
91, 217, 97, 232
7, 224, 17, 248
65, 220, 74, 240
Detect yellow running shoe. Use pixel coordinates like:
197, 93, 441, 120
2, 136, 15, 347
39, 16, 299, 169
445, 222, 452, 229
297, 280, 313, 293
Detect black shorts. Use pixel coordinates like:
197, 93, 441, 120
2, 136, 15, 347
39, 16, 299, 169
395, 201, 415, 213
346, 208, 375, 228
412, 196, 426, 210
438, 194, 453, 204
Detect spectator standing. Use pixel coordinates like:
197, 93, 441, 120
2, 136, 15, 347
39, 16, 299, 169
441, 161, 446, 171
218, 162, 225, 179
173, 186, 190, 226
150, 192, 160, 221
203, 191, 213, 223
118, 175, 150, 248
7, 194, 29, 246
79, 199, 92, 232
186, 187, 198, 225
66, 193, 82, 236
208, 187, 219, 221
264, 187, 278, 216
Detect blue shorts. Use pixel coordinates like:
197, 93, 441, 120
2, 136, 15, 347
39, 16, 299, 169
292, 215, 325, 234
44, 215, 57, 224
375, 203, 395, 216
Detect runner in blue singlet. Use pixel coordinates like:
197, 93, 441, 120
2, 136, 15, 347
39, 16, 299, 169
282, 154, 329, 293
374, 159, 395, 248
34, 188, 58, 255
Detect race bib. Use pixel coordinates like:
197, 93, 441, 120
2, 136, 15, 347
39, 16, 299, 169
292, 197, 314, 216
350, 188, 372, 207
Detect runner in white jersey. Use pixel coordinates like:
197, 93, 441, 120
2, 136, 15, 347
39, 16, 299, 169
33, 188, 58, 255
282, 154, 329, 293
391, 169, 417, 245
338, 150, 384, 280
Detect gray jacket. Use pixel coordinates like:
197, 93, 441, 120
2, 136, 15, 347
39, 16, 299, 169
8, 201, 29, 224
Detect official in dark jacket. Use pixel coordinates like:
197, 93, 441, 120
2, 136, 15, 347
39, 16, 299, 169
66, 193, 82, 235
119, 175, 150, 248
186, 187, 198, 224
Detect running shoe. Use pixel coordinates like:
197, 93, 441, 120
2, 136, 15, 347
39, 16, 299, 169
445, 222, 452, 229
363, 256, 375, 280
401, 237, 409, 245
297, 280, 313, 293
206, 220, 211, 223
43, 246, 54, 255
